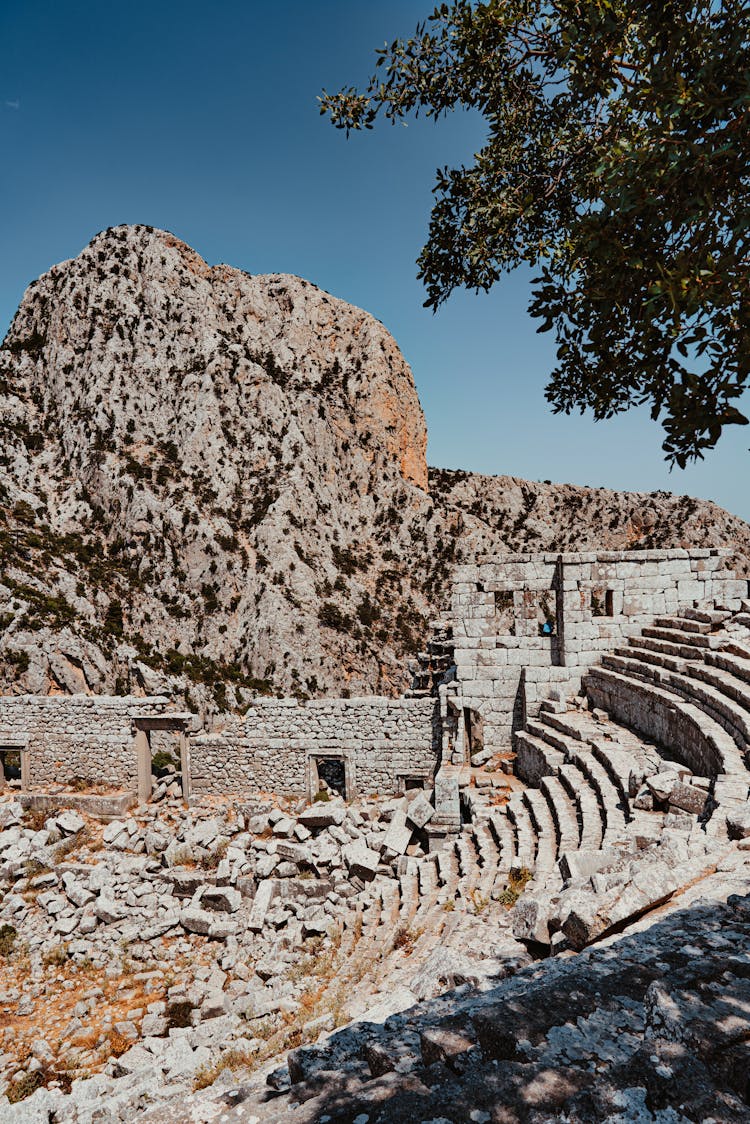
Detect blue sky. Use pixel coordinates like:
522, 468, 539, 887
1, 1, 748, 519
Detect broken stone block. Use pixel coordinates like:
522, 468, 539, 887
0, 803, 23, 830
364, 1031, 421, 1076
298, 803, 345, 831
342, 839, 379, 881
141, 1013, 168, 1037
95, 897, 128, 924
255, 852, 280, 879
668, 782, 708, 816
511, 896, 551, 945
646, 771, 681, 803
208, 918, 238, 940
102, 820, 128, 846
180, 907, 214, 935
62, 873, 95, 908
406, 792, 434, 831
199, 992, 227, 1020
381, 810, 413, 857
633, 786, 655, 811
302, 910, 328, 938
55, 810, 85, 835
727, 804, 750, 840
276, 840, 312, 865
558, 848, 620, 884
200, 886, 241, 913
112, 1043, 152, 1077
247, 879, 276, 932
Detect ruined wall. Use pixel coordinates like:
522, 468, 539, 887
0, 695, 170, 789
451, 548, 748, 753
190, 696, 439, 797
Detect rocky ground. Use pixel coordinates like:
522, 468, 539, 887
1, 746, 749, 1122
0, 776, 532, 1121
2, 225, 749, 711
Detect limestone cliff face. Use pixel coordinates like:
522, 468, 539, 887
0, 225, 748, 709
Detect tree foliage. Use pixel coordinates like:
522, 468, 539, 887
321, 1, 750, 465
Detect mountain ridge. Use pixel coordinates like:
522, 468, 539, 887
1, 224, 748, 711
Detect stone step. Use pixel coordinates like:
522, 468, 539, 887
558, 763, 604, 850
654, 615, 712, 634
514, 730, 565, 784
417, 858, 439, 899
641, 625, 715, 649
682, 606, 732, 627
530, 713, 623, 841
535, 711, 630, 833
397, 872, 420, 926
706, 648, 750, 690
604, 652, 750, 757
627, 633, 707, 662
570, 750, 628, 844
539, 774, 581, 851
384, 879, 403, 924
436, 847, 460, 894
455, 832, 481, 898
531, 712, 586, 744
506, 794, 537, 873
522, 789, 557, 872
586, 666, 746, 777
612, 644, 687, 675
488, 811, 516, 874
364, 890, 386, 944
473, 822, 501, 898
588, 737, 648, 810
524, 718, 583, 766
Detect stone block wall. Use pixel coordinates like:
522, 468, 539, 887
190, 696, 439, 797
0, 695, 170, 789
451, 548, 747, 753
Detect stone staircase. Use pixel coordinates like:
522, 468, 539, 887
588, 604, 750, 818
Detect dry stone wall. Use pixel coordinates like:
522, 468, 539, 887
0, 695, 170, 789
451, 548, 748, 753
190, 697, 439, 797
0, 694, 439, 799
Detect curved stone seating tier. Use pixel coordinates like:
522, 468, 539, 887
603, 651, 750, 759
585, 666, 745, 778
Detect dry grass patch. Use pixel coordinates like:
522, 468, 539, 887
392, 924, 424, 956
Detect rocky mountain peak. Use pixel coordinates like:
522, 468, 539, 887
1, 227, 748, 708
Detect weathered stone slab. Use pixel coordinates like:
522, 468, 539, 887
406, 792, 434, 831
381, 810, 413, 857
342, 840, 379, 881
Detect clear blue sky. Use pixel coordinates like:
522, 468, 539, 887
2, 1, 748, 520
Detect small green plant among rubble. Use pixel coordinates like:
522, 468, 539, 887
496, 867, 532, 909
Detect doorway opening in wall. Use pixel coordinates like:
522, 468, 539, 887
150, 730, 183, 792
308, 753, 353, 802
133, 717, 189, 802
316, 757, 346, 799
0, 748, 22, 789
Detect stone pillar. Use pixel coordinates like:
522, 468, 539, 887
553, 554, 566, 666
20, 749, 30, 792
135, 728, 151, 802
179, 732, 191, 801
